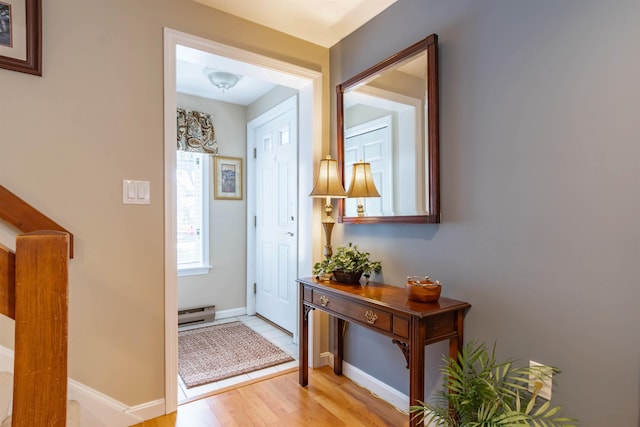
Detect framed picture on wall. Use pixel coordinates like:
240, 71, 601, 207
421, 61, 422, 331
0, 0, 42, 76
214, 156, 242, 200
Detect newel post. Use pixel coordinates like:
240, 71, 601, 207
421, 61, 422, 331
13, 231, 69, 427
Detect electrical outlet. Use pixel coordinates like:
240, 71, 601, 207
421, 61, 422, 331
529, 361, 552, 400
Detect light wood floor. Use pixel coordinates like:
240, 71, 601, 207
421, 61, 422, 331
133, 366, 409, 427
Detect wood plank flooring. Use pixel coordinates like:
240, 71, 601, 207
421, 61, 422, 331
133, 366, 409, 427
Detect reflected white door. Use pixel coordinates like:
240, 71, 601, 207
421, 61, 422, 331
255, 97, 298, 333
345, 115, 393, 216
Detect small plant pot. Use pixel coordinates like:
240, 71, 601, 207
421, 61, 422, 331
332, 270, 363, 284
406, 281, 441, 303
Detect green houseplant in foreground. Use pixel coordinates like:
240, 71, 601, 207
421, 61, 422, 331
312, 242, 382, 283
410, 341, 577, 427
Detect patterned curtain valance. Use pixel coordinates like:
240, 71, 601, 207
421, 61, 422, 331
177, 108, 218, 155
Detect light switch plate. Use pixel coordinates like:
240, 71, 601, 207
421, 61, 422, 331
123, 180, 150, 204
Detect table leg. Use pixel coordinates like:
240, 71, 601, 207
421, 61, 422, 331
449, 309, 465, 361
409, 319, 427, 427
334, 317, 344, 376
299, 301, 309, 387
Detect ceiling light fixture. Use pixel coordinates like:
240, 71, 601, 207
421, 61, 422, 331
204, 68, 242, 91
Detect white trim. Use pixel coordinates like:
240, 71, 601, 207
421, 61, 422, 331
0, 346, 164, 426
215, 307, 247, 319
164, 27, 323, 414
163, 27, 179, 416
342, 362, 410, 414
319, 351, 333, 367
124, 399, 166, 421
325, 352, 410, 413
172, 31, 321, 83
177, 265, 212, 277
246, 131, 256, 317
247, 95, 298, 126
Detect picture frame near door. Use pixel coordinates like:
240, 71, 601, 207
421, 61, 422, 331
0, 0, 42, 76
214, 156, 243, 200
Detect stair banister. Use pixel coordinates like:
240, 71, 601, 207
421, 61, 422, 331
0, 185, 72, 426
12, 231, 69, 426
0, 185, 74, 258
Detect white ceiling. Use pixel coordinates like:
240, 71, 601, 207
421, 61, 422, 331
176, 45, 313, 106
178, 0, 397, 105
193, 0, 397, 48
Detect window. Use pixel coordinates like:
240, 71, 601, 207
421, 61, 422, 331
176, 151, 210, 275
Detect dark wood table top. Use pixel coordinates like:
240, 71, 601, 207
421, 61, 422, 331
297, 277, 471, 319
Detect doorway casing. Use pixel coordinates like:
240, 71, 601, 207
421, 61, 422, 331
163, 28, 324, 414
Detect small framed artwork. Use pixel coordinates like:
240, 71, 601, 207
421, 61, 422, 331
214, 156, 242, 200
0, 0, 41, 75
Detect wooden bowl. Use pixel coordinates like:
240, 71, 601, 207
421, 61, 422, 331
406, 281, 441, 303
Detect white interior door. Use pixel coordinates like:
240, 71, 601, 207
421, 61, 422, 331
344, 115, 393, 216
255, 97, 298, 333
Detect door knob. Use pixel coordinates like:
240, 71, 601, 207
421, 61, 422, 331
284, 232, 294, 236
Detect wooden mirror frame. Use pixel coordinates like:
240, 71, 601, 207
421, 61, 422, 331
337, 34, 439, 224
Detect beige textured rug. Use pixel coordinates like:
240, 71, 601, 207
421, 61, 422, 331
178, 321, 294, 388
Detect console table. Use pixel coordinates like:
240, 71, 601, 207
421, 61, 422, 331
297, 277, 471, 427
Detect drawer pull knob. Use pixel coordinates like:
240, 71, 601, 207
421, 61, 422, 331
364, 310, 378, 325
320, 295, 330, 307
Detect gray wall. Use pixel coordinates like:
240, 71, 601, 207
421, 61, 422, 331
330, 1, 640, 426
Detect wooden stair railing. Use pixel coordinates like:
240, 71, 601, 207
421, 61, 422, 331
0, 243, 15, 319
0, 231, 69, 427
0, 185, 74, 258
0, 184, 71, 426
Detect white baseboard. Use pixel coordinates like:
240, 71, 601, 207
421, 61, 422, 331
324, 352, 409, 413
324, 353, 440, 426
0, 345, 165, 427
343, 362, 410, 413
125, 398, 165, 421
216, 307, 247, 319
318, 351, 332, 367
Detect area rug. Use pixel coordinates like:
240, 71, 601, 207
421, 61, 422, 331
178, 321, 294, 388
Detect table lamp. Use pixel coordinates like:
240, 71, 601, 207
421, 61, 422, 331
347, 161, 380, 216
310, 155, 347, 257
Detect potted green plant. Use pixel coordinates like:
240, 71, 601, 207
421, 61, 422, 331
312, 242, 382, 283
410, 341, 577, 427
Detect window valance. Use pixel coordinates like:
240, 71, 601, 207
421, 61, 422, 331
177, 108, 218, 155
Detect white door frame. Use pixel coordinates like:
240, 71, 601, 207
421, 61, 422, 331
163, 28, 323, 414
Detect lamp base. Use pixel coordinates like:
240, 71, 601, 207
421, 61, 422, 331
322, 221, 335, 258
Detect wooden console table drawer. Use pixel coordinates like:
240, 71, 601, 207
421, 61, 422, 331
424, 311, 456, 342
311, 290, 392, 333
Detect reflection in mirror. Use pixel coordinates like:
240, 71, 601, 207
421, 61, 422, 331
337, 34, 439, 224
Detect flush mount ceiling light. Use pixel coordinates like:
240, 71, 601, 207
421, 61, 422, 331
204, 68, 242, 91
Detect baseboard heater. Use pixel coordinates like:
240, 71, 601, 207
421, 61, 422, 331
178, 305, 216, 326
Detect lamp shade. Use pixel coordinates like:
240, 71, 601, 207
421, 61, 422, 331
347, 161, 381, 198
310, 156, 347, 198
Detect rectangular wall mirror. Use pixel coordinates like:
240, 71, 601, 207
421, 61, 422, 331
337, 34, 440, 224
